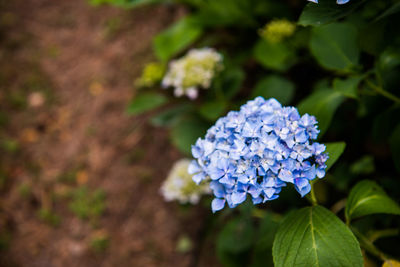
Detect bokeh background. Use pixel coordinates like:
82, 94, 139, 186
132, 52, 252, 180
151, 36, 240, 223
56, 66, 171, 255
0, 1, 211, 266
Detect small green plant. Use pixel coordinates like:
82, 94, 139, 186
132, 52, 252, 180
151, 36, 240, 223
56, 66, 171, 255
90, 231, 109, 253
69, 186, 106, 221
38, 208, 61, 227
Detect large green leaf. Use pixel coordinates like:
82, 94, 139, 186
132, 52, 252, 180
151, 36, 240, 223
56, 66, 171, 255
170, 116, 209, 155
251, 75, 295, 105
325, 142, 346, 171
389, 124, 400, 173
253, 40, 295, 72
333, 76, 362, 99
273, 206, 363, 267
298, 89, 346, 137
298, 0, 365, 26
126, 92, 167, 115
310, 23, 359, 72
153, 16, 203, 62
345, 180, 400, 222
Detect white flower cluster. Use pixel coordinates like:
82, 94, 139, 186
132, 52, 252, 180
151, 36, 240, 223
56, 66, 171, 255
162, 48, 223, 100
160, 159, 211, 204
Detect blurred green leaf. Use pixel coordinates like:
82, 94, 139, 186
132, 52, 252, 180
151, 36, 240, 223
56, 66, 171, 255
198, 100, 227, 121
273, 205, 363, 267
350, 155, 375, 175
153, 16, 203, 62
253, 40, 295, 72
389, 124, 400, 173
298, 89, 345, 137
345, 180, 400, 222
150, 104, 192, 127
333, 76, 362, 99
170, 116, 209, 155
217, 217, 255, 254
375, 1, 400, 21
218, 67, 245, 100
310, 23, 359, 71
325, 141, 346, 171
191, 0, 256, 27
126, 92, 167, 115
378, 47, 400, 72
250, 213, 280, 267
252, 75, 295, 105
299, 0, 364, 26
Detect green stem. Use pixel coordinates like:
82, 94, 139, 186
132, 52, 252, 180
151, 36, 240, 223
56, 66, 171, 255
351, 226, 389, 261
366, 80, 400, 104
307, 181, 318, 206
369, 228, 400, 243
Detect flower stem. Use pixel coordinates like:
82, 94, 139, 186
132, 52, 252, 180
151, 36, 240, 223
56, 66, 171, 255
307, 181, 318, 206
351, 226, 389, 261
366, 80, 400, 104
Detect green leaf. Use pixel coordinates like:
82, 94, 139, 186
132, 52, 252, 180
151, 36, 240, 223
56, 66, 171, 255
253, 40, 295, 72
150, 104, 192, 127
298, 89, 346, 137
153, 16, 203, 62
252, 75, 295, 105
251, 213, 280, 267
198, 100, 227, 121
375, 2, 400, 21
170, 116, 209, 155
350, 155, 375, 175
325, 142, 346, 171
273, 205, 363, 267
310, 23, 359, 71
218, 67, 245, 100
345, 180, 400, 222
298, 0, 364, 27
217, 217, 255, 254
390, 124, 400, 173
333, 76, 362, 99
126, 92, 167, 115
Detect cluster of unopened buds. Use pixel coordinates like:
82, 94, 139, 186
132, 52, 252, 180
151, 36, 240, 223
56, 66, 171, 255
259, 19, 296, 43
162, 48, 223, 100
160, 159, 211, 204
189, 97, 328, 212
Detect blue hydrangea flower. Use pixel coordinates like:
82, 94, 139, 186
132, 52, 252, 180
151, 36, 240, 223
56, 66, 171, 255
188, 97, 328, 212
308, 0, 350, 4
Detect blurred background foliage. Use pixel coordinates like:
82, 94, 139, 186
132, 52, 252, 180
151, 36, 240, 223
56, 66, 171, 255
116, 0, 400, 265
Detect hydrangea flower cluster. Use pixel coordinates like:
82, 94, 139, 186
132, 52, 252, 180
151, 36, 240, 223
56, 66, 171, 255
188, 97, 328, 212
308, 0, 350, 4
259, 19, 296, 43
161, 159, 211, 204
162, 48, 223, 100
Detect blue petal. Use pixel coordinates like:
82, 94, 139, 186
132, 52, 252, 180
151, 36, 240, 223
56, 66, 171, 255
231, 191, 247, 205
192, 172, 206, 184
337, 0, 350, 4
211, 198, 226, 213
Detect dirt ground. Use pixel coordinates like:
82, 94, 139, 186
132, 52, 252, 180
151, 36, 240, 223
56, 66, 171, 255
0, 0, 214, 266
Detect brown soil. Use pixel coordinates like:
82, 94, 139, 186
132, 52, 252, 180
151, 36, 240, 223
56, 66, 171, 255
0, 0, 215, 266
